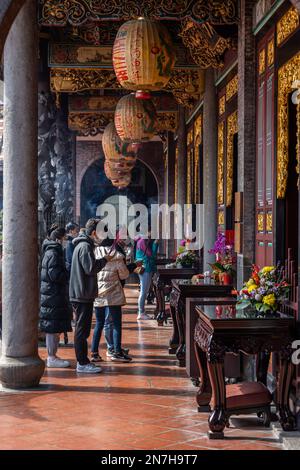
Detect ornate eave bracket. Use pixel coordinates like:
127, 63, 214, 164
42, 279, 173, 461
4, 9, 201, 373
39, 0, 239, 27
180, 18, 236, 69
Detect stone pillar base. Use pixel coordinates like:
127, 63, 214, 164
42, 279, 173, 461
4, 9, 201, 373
0, 356, 45, 390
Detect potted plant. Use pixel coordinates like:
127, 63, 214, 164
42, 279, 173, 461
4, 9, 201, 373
176, 250, 198, 268
236, 264, 290, 316
208, 233, 236, 285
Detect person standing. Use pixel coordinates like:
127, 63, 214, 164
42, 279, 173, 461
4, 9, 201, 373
65, 222, 79, 274
39, 226, 72, 368
135, 233, 158, 320
91, 236, 131, 363
69, 218, 112, 374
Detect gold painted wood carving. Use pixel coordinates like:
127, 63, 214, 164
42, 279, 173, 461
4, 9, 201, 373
259, 48, 266, 75
257, 213, 264, 232
277, 7, 299, 46
218, 210, 225, 226
266, 212, 273, 233
226, 75, 238, 102
68, 111, 178, 135
51, 67, 204, 109
267, 39, 274, 67
219, 95, 225, 116
39, 1, 239, 26
180, 19, 234, 69
217, 121, 224, 205
277, 52, 300, 198
226, 110, 238, 207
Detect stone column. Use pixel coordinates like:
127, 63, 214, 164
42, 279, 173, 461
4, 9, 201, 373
203, 68, 217, 271
176, 106, 187, 247
237, 0, 256, 290
0, 0, 45, 389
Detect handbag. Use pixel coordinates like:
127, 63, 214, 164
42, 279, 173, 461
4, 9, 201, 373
134, 265, 145, 275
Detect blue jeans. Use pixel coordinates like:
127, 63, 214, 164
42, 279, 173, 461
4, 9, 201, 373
91, 306, 122, 354
138, 272, 153, 315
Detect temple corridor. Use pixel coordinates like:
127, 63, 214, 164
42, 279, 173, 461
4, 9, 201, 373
0, 286, 282, 451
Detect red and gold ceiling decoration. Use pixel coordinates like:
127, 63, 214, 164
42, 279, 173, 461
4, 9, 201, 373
112, 18, 176, 98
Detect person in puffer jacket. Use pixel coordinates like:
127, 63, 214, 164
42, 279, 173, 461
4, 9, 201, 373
39, 225, 72, 369
91, 238, 131, 363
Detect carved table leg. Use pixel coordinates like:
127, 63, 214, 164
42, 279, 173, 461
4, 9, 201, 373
175, 299, 186, 367
207, 360, 227, 439
194, 342, 211, 411
169, 303, 179, 354
155, 281, 166, 326
277, 356, 296, 431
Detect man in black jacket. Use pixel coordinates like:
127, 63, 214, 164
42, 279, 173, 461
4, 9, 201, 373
70, 218, 113, 374
65, 222, 79, 274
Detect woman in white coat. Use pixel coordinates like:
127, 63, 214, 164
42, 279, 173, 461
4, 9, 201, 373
91, 238, 131, 363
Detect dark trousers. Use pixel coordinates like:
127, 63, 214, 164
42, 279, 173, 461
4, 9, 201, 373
72, 302, 93, 365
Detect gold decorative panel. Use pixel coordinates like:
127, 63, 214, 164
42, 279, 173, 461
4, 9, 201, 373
219, 95, 225, 116
218, 211, 225, 226
266, 213, 273, 232
226, 75, 238, 102
259, 49, 266, 75
180, 19, 234, 69
277, 52, 300, 198
226, 111, 238, 207
267, 39, 274, 67
187, 148, 193, 204
217, 121, 224, 205
194, 115, 202, 146
277, 7, 299, 46
257, 213, 264, 232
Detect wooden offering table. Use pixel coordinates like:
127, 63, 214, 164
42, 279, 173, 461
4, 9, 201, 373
194, 303, 296, 439
153, 266, 198, 325
169, 279, 233, 367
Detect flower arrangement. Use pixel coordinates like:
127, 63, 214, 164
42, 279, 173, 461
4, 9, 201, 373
208, 233, 236, 279
237, 264, 290, 314
176, 250, 198, 267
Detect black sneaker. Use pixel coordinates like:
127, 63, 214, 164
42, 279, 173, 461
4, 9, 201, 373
91, 353, 103, 363
111, 352, 132, 363
106, 347, 129, 357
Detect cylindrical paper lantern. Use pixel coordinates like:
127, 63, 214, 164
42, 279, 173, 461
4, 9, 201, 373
114, 93, 157, 143
113, 17, 176, 98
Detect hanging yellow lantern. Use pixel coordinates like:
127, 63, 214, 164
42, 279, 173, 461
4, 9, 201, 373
102, 122, 138, 169
113, 17, 176, 99
112, 174, 132, 189
104, 161, 131, 181
115, 93, 157, 143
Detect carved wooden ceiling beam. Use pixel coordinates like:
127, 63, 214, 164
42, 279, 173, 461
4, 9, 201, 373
39, 0, 238, 27
68, 111, 178, 136
50, 67, 205, 108
180, 18, 236, 69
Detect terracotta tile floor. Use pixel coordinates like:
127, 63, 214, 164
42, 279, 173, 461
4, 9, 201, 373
0, 286, 282, 450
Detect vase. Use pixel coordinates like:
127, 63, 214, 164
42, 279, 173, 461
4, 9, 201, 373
220, 272, 232, 285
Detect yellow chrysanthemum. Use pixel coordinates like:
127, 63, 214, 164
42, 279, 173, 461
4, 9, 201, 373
246, 279, 255, 287
262, 266, 275, 274
248, 284, 258, 293
262, 293, 276, 307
